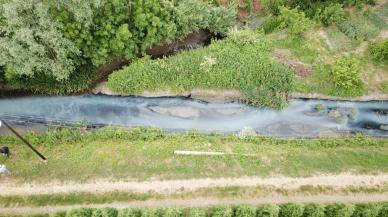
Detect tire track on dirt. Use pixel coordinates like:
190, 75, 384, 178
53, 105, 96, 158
1, 174, 387, 196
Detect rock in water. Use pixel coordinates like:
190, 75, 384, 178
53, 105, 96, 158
149, 106, 200, 119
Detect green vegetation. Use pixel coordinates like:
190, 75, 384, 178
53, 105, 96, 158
0, 128, 387, 182
277, 6, 313, 36
0, 0, 236, 94
368, 40, 388, 63
6, 202, 388, 217
331, 56, 363, 94
1, 183, 387, 208
108, 30, 294, 108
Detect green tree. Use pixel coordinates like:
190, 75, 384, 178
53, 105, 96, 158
0, 0, 79, 81
212, 205, 233, 217
352, 204, 380, 217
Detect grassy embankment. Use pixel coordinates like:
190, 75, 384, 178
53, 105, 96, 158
108, 2, 388, 104
270, 2, 388, 97
107, 30, 294, 109
0, 128, 387, 182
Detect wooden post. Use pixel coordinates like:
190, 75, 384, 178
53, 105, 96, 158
0, 119, 47, 161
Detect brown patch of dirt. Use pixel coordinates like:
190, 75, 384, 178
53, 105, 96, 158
272, 49, 312, 80
219, 0, 261, 19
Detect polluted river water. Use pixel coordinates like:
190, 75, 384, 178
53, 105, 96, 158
0, 94, 387, 137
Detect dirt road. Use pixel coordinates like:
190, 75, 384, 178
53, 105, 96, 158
1, 174, 387, 196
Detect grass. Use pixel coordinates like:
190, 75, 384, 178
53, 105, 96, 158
2, 202, 388, 217
324, 26, 360, 52
0, 184, 387, 208
0, 128, 387, 183
107, 29, 294, 109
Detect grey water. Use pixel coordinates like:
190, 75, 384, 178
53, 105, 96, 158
0, 95, 387, 137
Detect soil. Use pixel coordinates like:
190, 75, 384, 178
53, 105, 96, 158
272, 49, 312, 80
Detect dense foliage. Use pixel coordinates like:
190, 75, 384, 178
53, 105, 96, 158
22, 203, 388, 217
107, 30, 294, 109
368, 40, 388, 63
277, 6, 313, 36
0, 0, 236, 93
331, 56, 362, 91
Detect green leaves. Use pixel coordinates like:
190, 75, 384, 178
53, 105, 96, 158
0, 0, 79, 81
331, 56, 362, 90
278, 6, 314, 36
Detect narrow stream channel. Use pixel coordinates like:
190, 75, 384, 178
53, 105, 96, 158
0, 95, 387, 137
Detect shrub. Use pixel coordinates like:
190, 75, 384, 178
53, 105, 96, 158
212, 205, 233, 217
66, 208, 94, 217
315, 3, 346, 25
260, 16, 282, 34
338, 15, 379, 40
325, 203, 355, 217
352, 204, 380, 217
118, 209, 142, 217
257, 204, 280, 217
279, 203, 304, 217
378, 204, 388, 217
188, 208, 207, 217
368, 40, 388, 63
235, 205, 257, 217
331, 56, 363, 90
162, 208, 183, 217
262, 0, 286, 15
92, 208, 119, 217
302, 203, 325, 217
142, 209, 160, 217
278, 6, 313, 36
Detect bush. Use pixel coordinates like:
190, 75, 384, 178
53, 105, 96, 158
368, 40, 388, 63
212, 205, 233, 217
302, 203, 325, 217
66, 208, 94, 217
142, 209, 160, 217
315, 3, 346, 25
92, 208, 119, 217
107, 29, 294, 109
260, 16, 282, 34
278, 6, 313, 36
352, 204, 380, 217
188, 208, 207, 217
279, 203, 304, 217
338, 15, 379, 40
118, 209, 142, 217
325, 203, 355, 217
378, 204, 388, 217
257, 204, 280, 217
331, 56, 363, 90
235, 205, 257, 217
262, 0, 286, 15
162, 208, 183, 217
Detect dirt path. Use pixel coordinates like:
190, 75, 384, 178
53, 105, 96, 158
1, 174, 387, 196
1, 193, 388, 215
